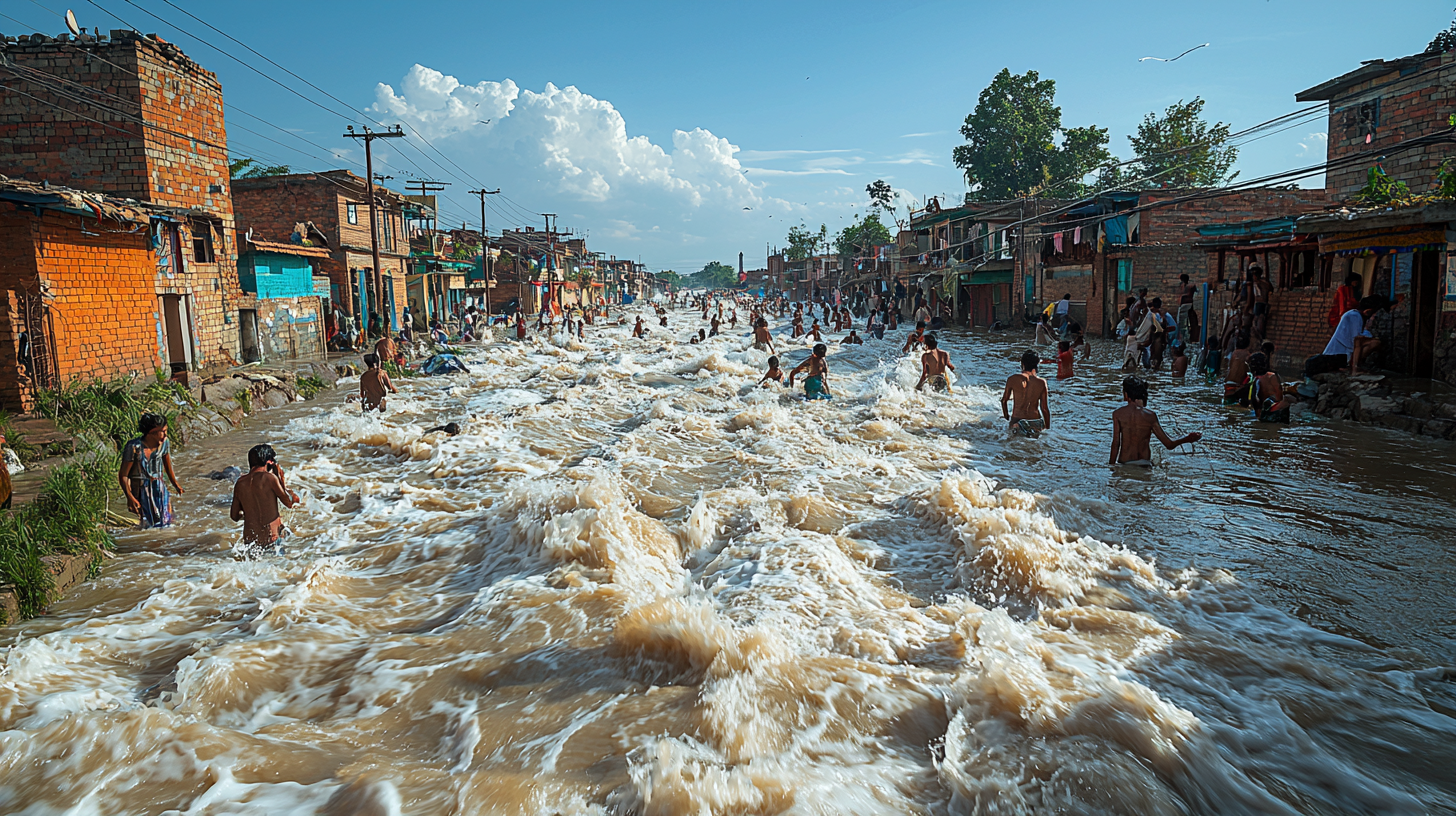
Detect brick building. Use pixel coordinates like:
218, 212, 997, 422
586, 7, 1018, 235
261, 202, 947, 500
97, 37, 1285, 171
0, 179, 167, 411
1296, 48, 1455, 200
1025, 188, 1329, 337
237, 233, 332, 363
0, 29, 241, 373
232, 171, 409, 337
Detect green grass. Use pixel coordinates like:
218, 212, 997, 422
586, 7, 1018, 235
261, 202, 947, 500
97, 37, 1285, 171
0, 413, 43, 465
296, 375, 327, 400
34, 377, 195, 453
0, 455, 116, 623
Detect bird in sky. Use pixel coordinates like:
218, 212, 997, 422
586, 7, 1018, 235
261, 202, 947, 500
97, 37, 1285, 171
1139, 43, 1209, 62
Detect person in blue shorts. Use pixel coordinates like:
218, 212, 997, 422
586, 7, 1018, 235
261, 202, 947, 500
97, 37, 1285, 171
788, 343, 832, 400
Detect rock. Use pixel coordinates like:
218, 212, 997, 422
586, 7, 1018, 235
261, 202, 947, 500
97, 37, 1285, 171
1355, 394, 1397, 421
1403, 399, 1434, 420
1378, 414, 1423, 434
1422, 418, 1455, 438
1290, 402, 1312, 418
204, 377, 251, 406
259, 388, 291, 409
3, 447, 24, 475
1440, 402, 1456, 420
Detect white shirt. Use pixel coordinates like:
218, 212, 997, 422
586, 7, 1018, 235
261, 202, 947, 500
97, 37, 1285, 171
1323, 309, 1369, 357
1055, 299, 1071, 316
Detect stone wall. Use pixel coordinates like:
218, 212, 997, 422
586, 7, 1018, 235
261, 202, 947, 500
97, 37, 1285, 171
1309, 372, 1456, 439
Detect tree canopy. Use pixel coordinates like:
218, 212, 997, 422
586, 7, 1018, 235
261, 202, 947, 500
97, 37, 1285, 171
785, 223, 826, 260
952, 69, 1112, 200
658, 270, 684, 288
229, 157, 292, 179
835, 213, 893, 258
1125, 97, 1238, 188
690, 261, 740, 289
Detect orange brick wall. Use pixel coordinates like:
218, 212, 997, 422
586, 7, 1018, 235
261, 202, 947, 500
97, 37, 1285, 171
0, 209, 163, 411
0, 32, 240, 368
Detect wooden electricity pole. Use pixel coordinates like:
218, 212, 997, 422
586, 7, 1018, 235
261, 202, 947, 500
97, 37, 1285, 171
344, 125, 404, 335
468, 187, 501, 316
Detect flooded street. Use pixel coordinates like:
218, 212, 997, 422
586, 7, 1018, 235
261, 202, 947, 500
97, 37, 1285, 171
2, 304, 1453, 816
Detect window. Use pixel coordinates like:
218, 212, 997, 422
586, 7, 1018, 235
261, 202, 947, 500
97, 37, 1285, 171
380, 212, 393, 251
190, 222, 215, 263
347, 203, 358, 225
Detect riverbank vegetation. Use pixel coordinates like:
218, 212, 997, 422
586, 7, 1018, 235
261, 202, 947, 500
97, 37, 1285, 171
1, 375, 192, 624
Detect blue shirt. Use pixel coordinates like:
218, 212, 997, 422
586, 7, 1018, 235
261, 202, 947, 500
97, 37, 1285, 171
1323, 309, 1369, 357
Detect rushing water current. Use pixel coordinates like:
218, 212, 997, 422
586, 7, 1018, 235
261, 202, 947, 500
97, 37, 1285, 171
2, 303, 1454, 816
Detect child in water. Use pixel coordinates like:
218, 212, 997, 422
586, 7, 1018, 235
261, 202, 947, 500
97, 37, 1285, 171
758, 356, 784, 387
1055, 340, 1074, 379
1109, 376, 1202, 466
787, 343, 831, 400
360, 353, 398, 412
1248, 352, 1290, 423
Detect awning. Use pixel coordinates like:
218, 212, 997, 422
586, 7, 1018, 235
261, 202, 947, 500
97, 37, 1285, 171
1318, 225, 1447, 256
959, 270, 1013, 285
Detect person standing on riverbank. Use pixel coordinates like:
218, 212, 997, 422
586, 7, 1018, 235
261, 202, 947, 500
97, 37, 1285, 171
1001, 351, 1051, 437
119, 413, 184, 528
230, 443, 299, 548
1110, 376, 1202, 466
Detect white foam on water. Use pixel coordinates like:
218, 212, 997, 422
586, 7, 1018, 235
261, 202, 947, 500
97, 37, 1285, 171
0, 302, 1452, 815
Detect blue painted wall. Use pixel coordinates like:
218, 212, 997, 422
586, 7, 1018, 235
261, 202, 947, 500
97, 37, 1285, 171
240, 252, 317, 300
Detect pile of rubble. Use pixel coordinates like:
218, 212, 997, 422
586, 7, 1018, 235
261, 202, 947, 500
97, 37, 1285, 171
1307, 373, 1456, 439
174, 361, 347, 444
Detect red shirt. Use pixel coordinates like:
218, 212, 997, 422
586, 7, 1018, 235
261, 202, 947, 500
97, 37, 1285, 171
1328, 284, 1358, 328
1056, 349, 1074, 379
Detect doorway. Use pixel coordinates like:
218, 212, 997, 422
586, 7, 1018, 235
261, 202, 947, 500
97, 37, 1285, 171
239, 309, 261, 363
161, 294, 193, 374
1409, 250, 1440, 378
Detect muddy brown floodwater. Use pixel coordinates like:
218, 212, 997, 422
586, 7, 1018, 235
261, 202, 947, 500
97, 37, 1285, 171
1, 304, 1453, 816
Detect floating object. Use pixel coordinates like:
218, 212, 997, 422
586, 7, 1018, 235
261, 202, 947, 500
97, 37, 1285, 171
1139, 43, 1209, 62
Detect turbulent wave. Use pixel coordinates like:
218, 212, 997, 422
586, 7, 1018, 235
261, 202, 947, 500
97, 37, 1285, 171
0, 307, 1452, 815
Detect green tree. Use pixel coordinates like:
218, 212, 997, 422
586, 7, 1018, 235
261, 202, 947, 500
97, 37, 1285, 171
658, 269, 683, 287
1127, 97, 1238, 188
835, 213, 893, 258
691, 261, 740, 289
785, 223, 827, 260
1430, 8, 1456, 52
229, 157, 292, 179
952, 68, 1112, 200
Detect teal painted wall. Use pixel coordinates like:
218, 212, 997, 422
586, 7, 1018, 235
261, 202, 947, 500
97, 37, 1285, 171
240, 252, 316, 300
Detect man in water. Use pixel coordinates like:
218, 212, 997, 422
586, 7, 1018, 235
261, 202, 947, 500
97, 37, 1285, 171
903, 320, 928, 353
1177, 273, 1197, 337
752, 317, 776, 354
633, 317, 645, 338
1001, 350, 1051, 437
787, 343, 831, 400
360, 353, 398, 413
1109, 376, 1202, 466
230, 443, 299, 548
916, 334, 955, 392
1224, 335, 1253, 406
843, 329, 864, 345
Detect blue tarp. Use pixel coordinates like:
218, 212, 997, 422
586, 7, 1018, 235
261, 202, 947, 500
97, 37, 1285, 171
421, 354, 470, 376
1104, 215, 1130, 245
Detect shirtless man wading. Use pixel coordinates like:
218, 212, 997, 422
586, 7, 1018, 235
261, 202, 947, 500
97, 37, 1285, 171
1001, 350, 1050, 437
1109, 376, 1202, 467
916, 334, 954, 392
230, 443, 299, 548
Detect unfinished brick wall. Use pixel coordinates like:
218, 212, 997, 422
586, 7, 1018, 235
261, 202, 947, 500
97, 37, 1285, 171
0, 31, 240, 369
0, 209, 163, 411
1313, 51, 1455, 201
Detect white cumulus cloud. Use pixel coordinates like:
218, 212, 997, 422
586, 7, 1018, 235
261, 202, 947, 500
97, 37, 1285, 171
1297, 131, 1328, 158
369, 65, 775, 264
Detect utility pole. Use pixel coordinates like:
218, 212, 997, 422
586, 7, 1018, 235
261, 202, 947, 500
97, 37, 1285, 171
344, 125, 405, 336
467, 187, 501, 315
542, 213, 558, 309
405, 179, 448, 325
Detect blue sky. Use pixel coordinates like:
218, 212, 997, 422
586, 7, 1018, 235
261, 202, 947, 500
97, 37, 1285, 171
7, 0, 1452, 273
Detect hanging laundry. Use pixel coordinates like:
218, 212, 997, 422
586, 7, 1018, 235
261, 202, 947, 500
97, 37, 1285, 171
1073, 226, 1082, 245
1053, 232, 1064, 253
